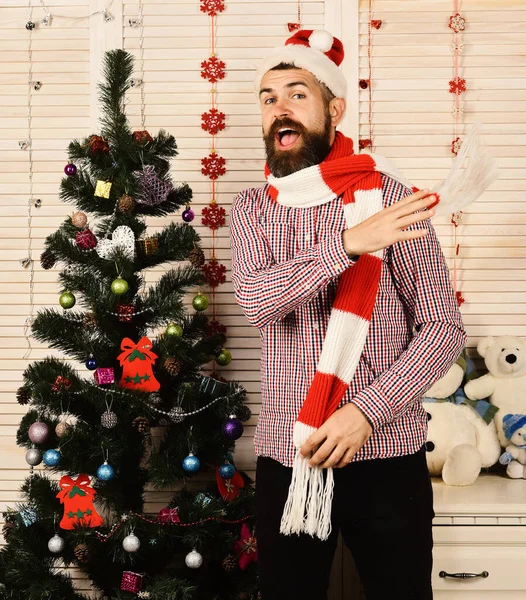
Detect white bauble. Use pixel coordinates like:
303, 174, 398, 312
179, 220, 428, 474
122, 533, 141, 552
185, 549, 203, 569
48, 534, 65, 554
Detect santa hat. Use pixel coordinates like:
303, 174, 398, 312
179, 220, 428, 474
502, 414, 526, 440
254, 29, 347, 99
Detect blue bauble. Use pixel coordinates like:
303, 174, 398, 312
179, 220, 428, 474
182, 453, 200, 473
222, 417, 244, 441
218, 463, 236, 480
86, 356, 97, 370
97, 461, 115, 481
43, 449, 61, 467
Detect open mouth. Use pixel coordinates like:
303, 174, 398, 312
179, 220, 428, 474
275, 127, 301, 150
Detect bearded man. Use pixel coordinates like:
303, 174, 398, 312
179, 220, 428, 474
229, 29, 467, 600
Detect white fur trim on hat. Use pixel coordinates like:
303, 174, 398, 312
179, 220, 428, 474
254, 44, 347, 99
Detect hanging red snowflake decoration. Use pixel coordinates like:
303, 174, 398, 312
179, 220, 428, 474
201, 108, 226, 135
208, 319, 227, 337
202, 258, 227, 288
201, 154, 226, 181
449, 77, 466, 94
451, 211, 463, 228
456, 291, 465, 307
359, 139, 372, 150
200, 0, 225, 17
287, 22, 301, 32
448, 13, 466, 33
371, 20, 382, 30
202, 202, 226, 230
451, 137, 463, 156
201, 56, 226, 84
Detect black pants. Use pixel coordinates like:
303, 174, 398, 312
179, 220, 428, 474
256, 447, 434, 600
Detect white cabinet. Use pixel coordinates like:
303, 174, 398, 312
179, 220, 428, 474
432, 474, 526, 599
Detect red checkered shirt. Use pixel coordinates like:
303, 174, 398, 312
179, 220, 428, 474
230, 175, 467, 467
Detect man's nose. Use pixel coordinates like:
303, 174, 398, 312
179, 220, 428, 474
272, 98, 290, 118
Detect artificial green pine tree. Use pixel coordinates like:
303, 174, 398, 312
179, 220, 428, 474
0, 49, 257, 600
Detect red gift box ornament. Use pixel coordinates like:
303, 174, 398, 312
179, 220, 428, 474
117, 304, 134, 323
121, 571, 144, 593
94, 367, 115, 385
117, 336, 160, 392
133, 130, 153, 144
52, 376, 72, 392
158, 507, 181, 524
57, 474, 104, 530
75, 229, 98, 250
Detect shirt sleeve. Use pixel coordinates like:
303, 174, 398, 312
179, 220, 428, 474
230, 189, 358, 329
351, 179, 468, 430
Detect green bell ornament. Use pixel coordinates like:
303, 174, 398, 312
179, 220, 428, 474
165, 323, 183, 337
192, 293, 209, 312
59, 291, 76, 309
111, 277, 129, 295
215, 348, 232, 366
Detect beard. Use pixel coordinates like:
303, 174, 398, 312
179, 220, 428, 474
263, 112, 333, 178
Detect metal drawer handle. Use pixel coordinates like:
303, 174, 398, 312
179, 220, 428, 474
439, 570, 489, 580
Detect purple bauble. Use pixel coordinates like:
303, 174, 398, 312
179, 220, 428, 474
64, 163, 77, 176
182, 208, 195, 223
222, 416, 244, 441
28, 421, 50, 444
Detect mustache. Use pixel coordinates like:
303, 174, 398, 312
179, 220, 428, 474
268, 117, 307, 139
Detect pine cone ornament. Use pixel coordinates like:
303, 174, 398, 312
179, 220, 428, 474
16, 385, 31, 406
40, 249, 56, 270
222, 554, 238, 572
164, 357, 182, 376
83, 312, 97, 329
132, 416, 150, 433
74, 543, 90, 563
118, 194, 136, 214
188, 246, 206, 269
236, 404, 252, 423
2, 521, 14, 540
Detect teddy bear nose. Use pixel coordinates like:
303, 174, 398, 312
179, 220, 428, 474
425, 441, 435, 452
505, 354, 517, 364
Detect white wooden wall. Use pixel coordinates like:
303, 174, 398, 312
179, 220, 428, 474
1, 2, 525, 593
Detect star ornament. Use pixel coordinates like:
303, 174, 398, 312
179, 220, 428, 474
234, 524, 258, 570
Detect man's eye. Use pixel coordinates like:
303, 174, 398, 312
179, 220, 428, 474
293, 93, 305, 99
264, 98, 275, 104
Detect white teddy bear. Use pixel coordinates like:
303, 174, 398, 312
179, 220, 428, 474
464, 336, 526, 447
498, 414, 526, 479
424, 353, 501, 486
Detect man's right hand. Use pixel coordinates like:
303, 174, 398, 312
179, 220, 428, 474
342, 188, 437, 257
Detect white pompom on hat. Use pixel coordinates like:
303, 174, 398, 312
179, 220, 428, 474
255, 29, 347, 99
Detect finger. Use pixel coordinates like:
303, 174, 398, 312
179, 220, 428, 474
393, 195, 437, 218
392, 188, 431, 209
320, 444, 347, 469
335, 448, 357, 469
396, 208, 435, 231
309, 439, 336, 467
300, 429, 327, 458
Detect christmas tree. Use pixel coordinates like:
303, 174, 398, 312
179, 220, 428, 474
1, 50, 257, 600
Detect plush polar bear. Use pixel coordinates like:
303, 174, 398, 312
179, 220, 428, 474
498, 414, 526, 479
424, 352, 501, 486
464, 336, 526, 447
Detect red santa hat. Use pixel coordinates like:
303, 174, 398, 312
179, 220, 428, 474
255, 29, 347, 99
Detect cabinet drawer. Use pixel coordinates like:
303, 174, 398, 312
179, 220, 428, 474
433, 545, 526, 592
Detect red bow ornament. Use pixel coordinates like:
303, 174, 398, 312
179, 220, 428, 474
57, 474, 104, 530
117, 336, 161, 392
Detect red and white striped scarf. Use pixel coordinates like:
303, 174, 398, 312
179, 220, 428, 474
265, 132, 417, 539
264, 127, 495, 540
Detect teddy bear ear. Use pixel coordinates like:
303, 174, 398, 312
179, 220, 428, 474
477, 336, 495, 358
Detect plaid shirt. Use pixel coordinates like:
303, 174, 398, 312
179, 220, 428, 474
230, 174, 467, 467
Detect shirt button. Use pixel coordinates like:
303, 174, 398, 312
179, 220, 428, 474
334, 263, 341, 270
313, 323, 319, 331
305, 234, 310, 242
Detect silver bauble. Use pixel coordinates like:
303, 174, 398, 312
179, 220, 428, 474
28, 421, 50, 444
185, 549, 203, 569
55, 421, 71, 438
25, 447, 42, 466
101, 410, 118, 428
48, 533, 65, 554
169, 406, 185, 423
122, 533, 141, 552
149, 392, 162, 406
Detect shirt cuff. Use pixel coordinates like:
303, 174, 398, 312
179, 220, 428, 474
318, 231, 359, 279
351, 385, 393, 430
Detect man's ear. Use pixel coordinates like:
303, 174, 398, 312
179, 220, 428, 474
329, 97, 346, 127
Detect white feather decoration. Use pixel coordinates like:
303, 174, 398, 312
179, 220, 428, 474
432, 121, 498, 216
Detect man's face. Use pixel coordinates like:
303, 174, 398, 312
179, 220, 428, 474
259, 68, 334, 178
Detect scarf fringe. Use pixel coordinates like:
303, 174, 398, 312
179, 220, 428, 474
433, 121, 498, 216
279, 422, 334, 541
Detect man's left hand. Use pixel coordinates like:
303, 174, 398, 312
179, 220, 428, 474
300, 403, 373, 469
